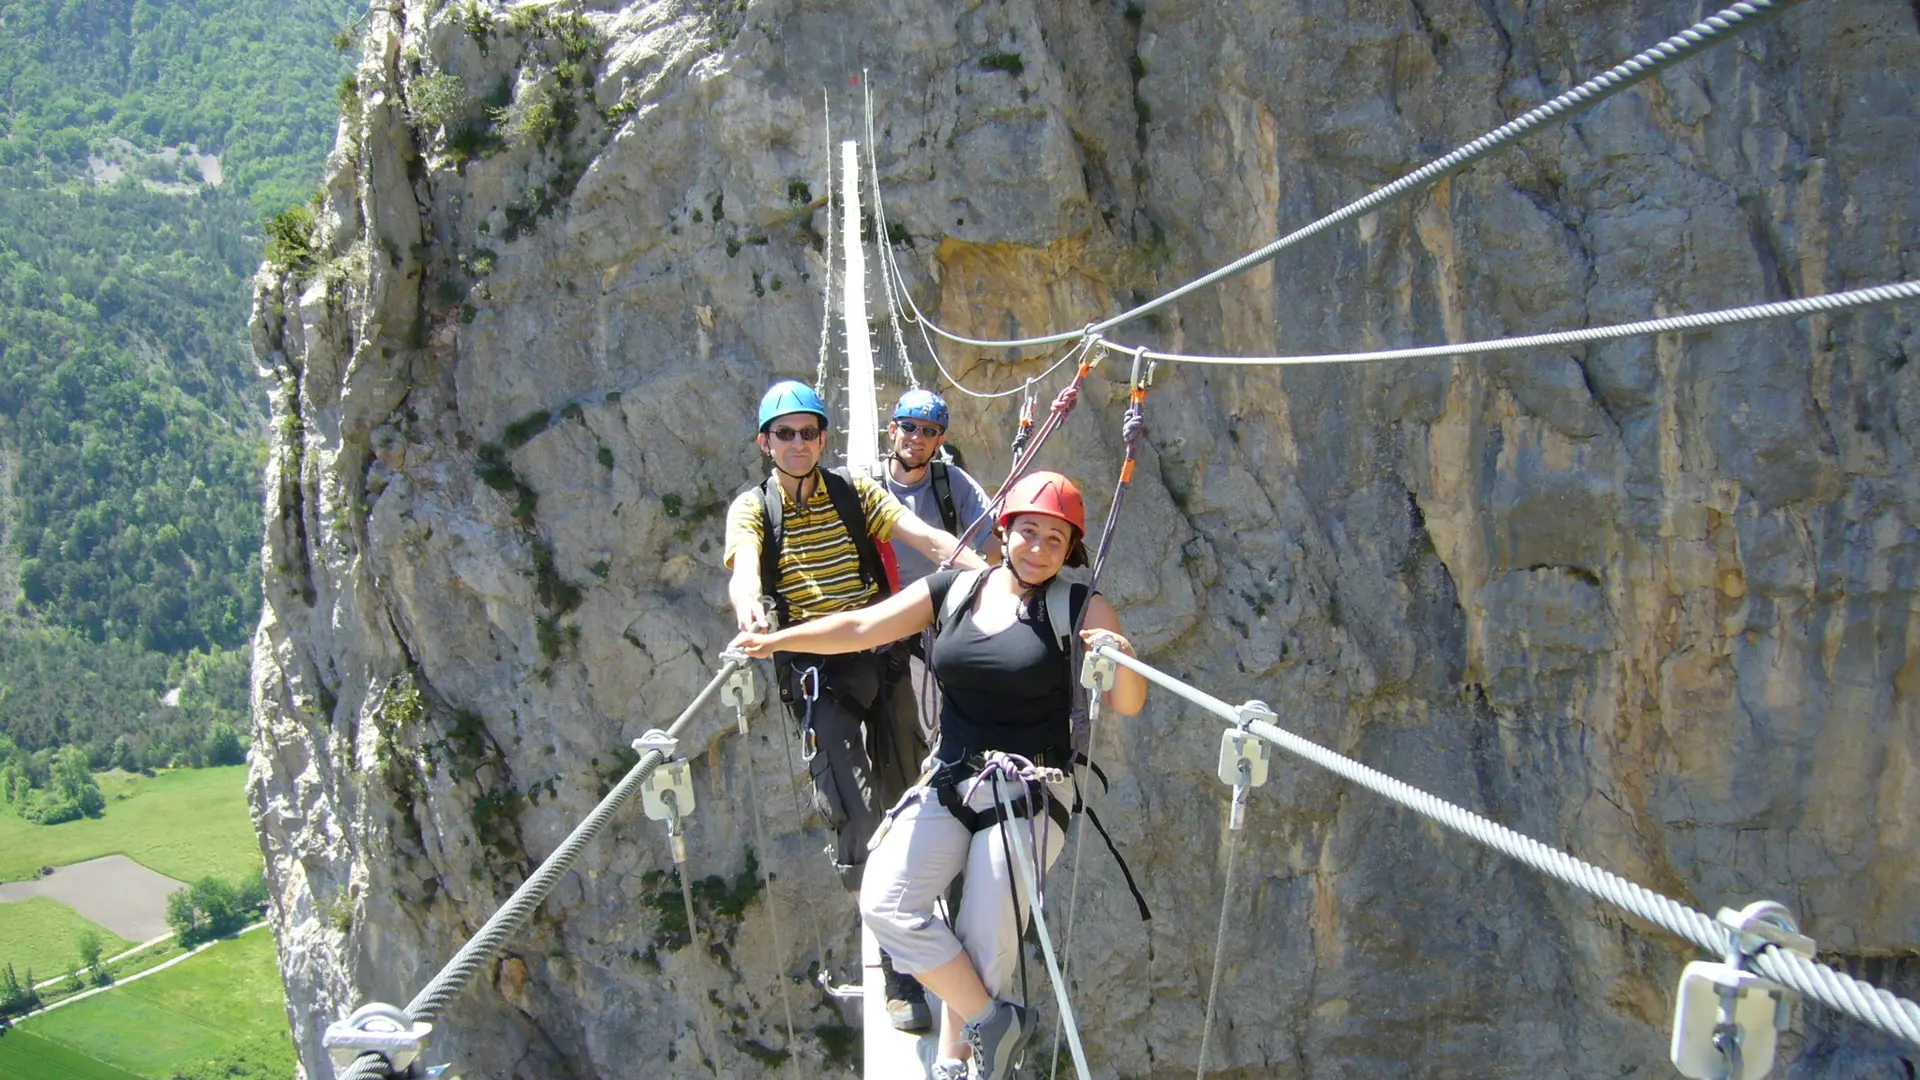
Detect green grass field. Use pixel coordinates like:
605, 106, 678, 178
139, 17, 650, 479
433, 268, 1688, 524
0, 897, 131, 984
0, 766, 261, 885
21, 929, 295, 1080
0, 1027, 146, 1080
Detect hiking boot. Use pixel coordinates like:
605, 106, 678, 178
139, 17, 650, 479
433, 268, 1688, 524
881, 958, 932, 1033
929, 1059, 969, 1080
963, 1000, 1030, 1080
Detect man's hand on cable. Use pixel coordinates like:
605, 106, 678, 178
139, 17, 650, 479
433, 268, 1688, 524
727, 630, 778, 659
1079, 628, 1135, 656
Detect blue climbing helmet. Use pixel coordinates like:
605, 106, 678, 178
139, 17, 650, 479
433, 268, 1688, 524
758, 380, 829, 432
892, 388, 949, 429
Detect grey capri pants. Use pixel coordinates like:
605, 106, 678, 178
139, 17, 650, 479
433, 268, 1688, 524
859, 758, 1076, 1003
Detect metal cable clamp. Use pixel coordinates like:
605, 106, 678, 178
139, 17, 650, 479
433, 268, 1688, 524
324, 1003, 434, 1076
1670, 901, 1813, 1079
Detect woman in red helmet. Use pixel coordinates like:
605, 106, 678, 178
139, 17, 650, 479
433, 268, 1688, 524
729, 470, 1147, 1080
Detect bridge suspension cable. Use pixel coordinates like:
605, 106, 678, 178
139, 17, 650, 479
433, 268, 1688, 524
871, 0, 1806, 352
329, 658, 749, 1080
1084, 645, 1920, 1053
1119, 279, 1920, 367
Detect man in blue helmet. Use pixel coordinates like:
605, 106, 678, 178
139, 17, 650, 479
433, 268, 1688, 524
723, 379, 983, 1032
879, 389, 998, 583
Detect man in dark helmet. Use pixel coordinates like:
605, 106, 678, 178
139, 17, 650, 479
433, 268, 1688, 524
723, 379, 984, 1031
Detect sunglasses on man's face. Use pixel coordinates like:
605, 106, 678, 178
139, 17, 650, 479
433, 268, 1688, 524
895, 419, 944, 439
769, 426, 823, 443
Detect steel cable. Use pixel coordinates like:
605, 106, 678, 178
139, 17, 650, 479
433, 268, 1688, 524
1132, 279, 1920, 367
1089, 646, 1920, 1052
333, 660, 744, 1080
878, 0, 1806, 352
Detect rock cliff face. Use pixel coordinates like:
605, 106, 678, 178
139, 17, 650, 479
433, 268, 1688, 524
248, 0, 1920, 1076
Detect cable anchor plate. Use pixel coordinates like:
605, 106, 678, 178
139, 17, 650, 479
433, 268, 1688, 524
1080, 649, 1117, 692
1669, 901, 1812, 1080
721, 662, 757, 710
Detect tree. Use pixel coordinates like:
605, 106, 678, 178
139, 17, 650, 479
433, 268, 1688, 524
0, 962, 40, 1018
165, 886, 201, 942
75, 928, 111, 987
203, 721, 243, 766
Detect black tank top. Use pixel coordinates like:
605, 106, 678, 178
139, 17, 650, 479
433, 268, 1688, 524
924, 569, 1084, 765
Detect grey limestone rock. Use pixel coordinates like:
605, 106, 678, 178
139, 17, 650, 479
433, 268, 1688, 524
249, 0, 1920, 1076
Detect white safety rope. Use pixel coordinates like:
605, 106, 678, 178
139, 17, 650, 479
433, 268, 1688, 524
330, 659, 751, 1080
726, 663, 801, 1080
1125, 279, 1920, 367
869, 0, 1807, 351
1088, 646, 1920, 1053
994, 769, 1094, 1080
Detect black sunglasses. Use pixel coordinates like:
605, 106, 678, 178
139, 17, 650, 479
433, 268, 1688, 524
895, 419, 944, 438
769, 426, 823, 443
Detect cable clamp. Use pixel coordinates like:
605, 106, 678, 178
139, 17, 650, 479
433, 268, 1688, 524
1669, 901, 1807, 1080
632, 729, 677, 758
1079, 648, 1117, 692
1234, 699, 1276, 731
324, 1003, 433, 1074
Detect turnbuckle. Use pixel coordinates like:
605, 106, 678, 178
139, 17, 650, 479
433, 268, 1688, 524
1669, 901, 1812, 1080
324, 1002, 434, 1075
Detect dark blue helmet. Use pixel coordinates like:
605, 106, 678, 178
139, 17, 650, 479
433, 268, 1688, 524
758, 380, 829, 432
892, 388, 949, 429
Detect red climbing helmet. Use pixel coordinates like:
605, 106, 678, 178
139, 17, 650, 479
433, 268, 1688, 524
998, 471, 1085, 533
997, 471, 1089, 566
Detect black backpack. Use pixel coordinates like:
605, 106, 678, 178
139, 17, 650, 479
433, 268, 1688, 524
756, 467, 890, 629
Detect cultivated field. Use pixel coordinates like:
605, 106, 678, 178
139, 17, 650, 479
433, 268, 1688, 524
0, 766, 260, 884
13, 929, 294, 1080
0, 897, 131, 983
0, 1028, 146, 1080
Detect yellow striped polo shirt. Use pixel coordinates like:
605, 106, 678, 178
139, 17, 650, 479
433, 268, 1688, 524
723, 470, 907, 624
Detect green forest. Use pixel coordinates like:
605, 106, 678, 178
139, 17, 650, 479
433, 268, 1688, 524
0, 0, 358, 786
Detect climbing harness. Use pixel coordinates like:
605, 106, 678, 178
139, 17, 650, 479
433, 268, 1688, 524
1194, 704, 1273, 1080
721, 659, 802, 1080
